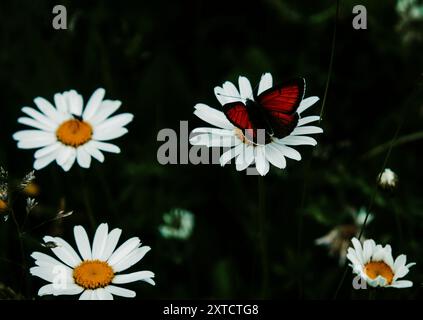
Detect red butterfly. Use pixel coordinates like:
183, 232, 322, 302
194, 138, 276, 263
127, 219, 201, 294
222, 78, 305, 144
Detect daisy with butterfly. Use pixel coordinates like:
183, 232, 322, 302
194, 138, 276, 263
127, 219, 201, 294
190, 73, 323, 175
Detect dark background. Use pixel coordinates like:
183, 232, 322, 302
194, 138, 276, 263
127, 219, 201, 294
0, 0, 422, 299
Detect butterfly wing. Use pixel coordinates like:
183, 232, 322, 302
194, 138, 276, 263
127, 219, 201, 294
223, 102, 258, 142
257, 78, 305, 138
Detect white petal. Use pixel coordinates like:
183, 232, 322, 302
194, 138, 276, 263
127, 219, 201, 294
108, 237, 141, 266
92, 223, 109, 260
346, 251, 362, 268
31, 251, 67, 267
89, 141, 121, 154
191, 127, 234, 136
17, 139, 56, 150
96, 288, 113, 300
238, 76, 253, 100
39, 284, 83, 296
394, 254, 407, 272
220, 144, 244, 166
112, 247, 151, 272
257, 73, 273, 95
94, 113, 134, 132
93, 127, 128, 141
34, 142, 62, 159
21, 107, 57, 129
279, 135, 317, 146
89, 100, 122, 126
393, 265, 410, 281
33, 148, 60, 170
18, 117, 54, 132
61, 149, 77, 172
193, 103, 234, 129
222, 81, 241, 100
30, 266, 72, 283
255, 146, 270, 176
43, 236, 82, 267
56, 146, 74, 166
363, 239, 376, 263
13, 130, 55, 141
297, 96, 319, 114
34, 97, 64, 123
389, 280, 413, 288
291, 126, 323, 136
243, 145, 255, 166
273, 142, 302, 161
84, 141, 105, 163
76, 147, 92, 169
105, 285, 136, 298
265, 144, 286, 169
54, 93, 68, 114
83, 88, 106, 121
66, 90, 84, 116
298, 115, 320, 126
73, 226, 92, 260
190, 133, 237, 147
372, 247, 386, 262
100, 228, 122, 261
113, 271, 155, 285
351, 238, 364, 264
214, 86, 228, 105
235, 145, 253, 171
79, 290, 93, 300
383, 245, 394, 269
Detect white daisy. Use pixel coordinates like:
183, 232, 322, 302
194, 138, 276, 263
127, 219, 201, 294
159, 208, 195, 240
346, 237, 415, 288
13, 88, 133, 171
30, 223, 155, 300
190, 73, 323, 176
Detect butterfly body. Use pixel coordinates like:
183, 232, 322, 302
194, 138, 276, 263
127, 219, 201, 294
222, 78, 305, 144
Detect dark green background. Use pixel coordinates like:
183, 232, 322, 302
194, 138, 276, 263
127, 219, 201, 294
0, 0, 422, 299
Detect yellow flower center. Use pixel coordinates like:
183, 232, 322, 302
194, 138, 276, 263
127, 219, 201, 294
364, 261, 394, 285
56, 119, 93, 147
73, 260, 114, 289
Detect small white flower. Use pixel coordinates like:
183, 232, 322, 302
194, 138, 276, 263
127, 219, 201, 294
315, 208, 374, 265
346, 237, 415, 288
13, 88, 133, 171
30, 223, 155, 300
190, 73, 323, 175
159, 208, 195, 240
377, 168, 398, 190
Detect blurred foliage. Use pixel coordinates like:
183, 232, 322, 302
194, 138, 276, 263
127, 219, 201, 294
0, 0, 422, 299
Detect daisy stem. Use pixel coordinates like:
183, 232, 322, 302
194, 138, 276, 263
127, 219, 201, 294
78, 169, 96, 229
257, 175, 269, 298
9, 207, 27, 293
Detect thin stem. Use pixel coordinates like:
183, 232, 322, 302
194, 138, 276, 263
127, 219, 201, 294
78, 169, 96, 229
320, 0, 339, 121
9, 208, 26, 291
257, 176, 269, 298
